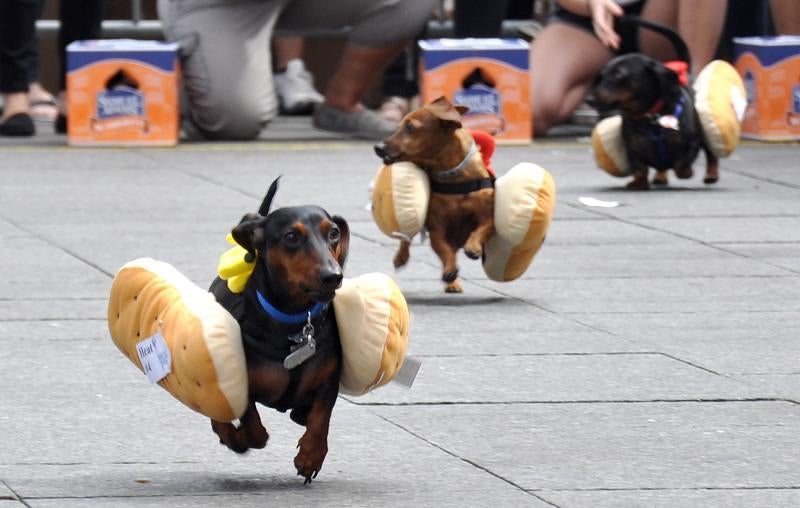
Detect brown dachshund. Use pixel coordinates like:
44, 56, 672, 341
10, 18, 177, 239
374, 96, 495, 293
209, 177, 350, 483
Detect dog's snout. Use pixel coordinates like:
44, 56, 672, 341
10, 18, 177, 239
320, 267, 343, 288
374, 142, 387, 159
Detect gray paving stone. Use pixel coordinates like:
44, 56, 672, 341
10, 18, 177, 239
538, 488, 800, 508
0, 299, 105, 321
1, 404, 544, 506
737, 374, 800, 402
348, 353, 756, 405
636, 216, 800, 244
570, 311, 800, 375
716, 242, 800, 273
496, 275, 800, 314
372, 401, 800, 490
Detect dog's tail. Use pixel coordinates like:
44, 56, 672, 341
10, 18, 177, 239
618, 15, 691, 72
258, 176, 281, 216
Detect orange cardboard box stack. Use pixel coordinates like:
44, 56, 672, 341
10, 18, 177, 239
418, 38, 531, 143
734, 36, 800, 141
66, 40, 180, 146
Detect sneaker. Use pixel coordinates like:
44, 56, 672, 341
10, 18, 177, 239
312, 103, 398, 140
274, 59, 324, 115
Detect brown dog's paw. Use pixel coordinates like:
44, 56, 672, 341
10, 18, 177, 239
295, 435, 327, 484
674, 167, 694, 179
463, 246, 482, 260
444, 281, 463, 293
703, 174, 719, 184
393, 252, 409, 269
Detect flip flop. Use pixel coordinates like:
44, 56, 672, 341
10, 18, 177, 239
29, 98, 58, 121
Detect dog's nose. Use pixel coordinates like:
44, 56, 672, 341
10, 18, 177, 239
320, 268, 343, 288
374, 142, 387, 159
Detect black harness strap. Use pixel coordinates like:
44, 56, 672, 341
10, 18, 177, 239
429, 177, 495, 195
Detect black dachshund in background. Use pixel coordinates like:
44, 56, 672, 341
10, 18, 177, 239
589, 17, 718, 190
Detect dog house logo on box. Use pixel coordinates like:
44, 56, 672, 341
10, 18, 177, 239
789, 80, 800, 127
454, 68, 505, 134
419, 38, 531, 143
93, 69, 148, 133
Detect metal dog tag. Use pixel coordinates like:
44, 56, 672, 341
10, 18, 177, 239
283, 318, 317, 370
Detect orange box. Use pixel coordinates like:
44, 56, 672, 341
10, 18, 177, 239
419, 39, 531, 143
66, 40, 180, 146
734, 36, 800, 141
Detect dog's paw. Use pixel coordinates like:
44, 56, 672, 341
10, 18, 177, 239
295, 435, 327, 484
444, 281, 463, 293
703, 175, 719, 184
674, 167, 694, 179
393, 253, 409, 269
651, 172, 669, 186
625, 179, 650, 190
463, 246, 482, 260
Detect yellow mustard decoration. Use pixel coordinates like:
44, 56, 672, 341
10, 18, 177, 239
217, 234, 255, 293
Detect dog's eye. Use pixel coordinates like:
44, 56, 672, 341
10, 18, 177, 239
328, 227, 340, 244
283, 231, 300, 246
404, 123, 415, 134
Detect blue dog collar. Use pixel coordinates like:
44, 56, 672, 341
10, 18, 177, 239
255, 290, 326, 325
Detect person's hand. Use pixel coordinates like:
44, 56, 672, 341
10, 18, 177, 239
588, 0, 624, 49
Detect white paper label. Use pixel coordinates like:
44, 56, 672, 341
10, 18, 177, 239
136, 332, 171, 384
392, 356, 421, 388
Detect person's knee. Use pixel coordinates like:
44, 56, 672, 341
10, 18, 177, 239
188, 92, 276, 140
531, 92, 561, 136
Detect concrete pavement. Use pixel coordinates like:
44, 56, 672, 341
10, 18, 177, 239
1, 120, 799, 507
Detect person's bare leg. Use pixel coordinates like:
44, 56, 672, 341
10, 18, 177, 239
324, 43, 406, 112
530, 22, 614, 136
273, 35, 304, 70
771, 0, 800, 35
641, 0, 728, 70
0, 92, 30, 123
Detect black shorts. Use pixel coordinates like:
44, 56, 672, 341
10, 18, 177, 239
552, 1, 645, 54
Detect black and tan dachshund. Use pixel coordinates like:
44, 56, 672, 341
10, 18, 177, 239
209, 177, 349, 483
590, 53, 718, 190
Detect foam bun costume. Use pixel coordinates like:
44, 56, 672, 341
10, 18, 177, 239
692, 59, 746, 157
371, 162, 430, 240
592, 60, 745, 175
216, 248, 411, 396
333, 273, 410, 395
591, 115, 630, 177
482, 163, 556, 281
108, 258, 248, 422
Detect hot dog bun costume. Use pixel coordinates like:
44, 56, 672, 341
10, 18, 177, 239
371, 131, 555, 281
592, 60, 746, 176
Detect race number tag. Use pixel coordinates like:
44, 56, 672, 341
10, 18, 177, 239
136, 331, 172, 383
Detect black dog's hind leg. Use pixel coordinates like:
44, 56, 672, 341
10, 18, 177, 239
703, 145, 719, 184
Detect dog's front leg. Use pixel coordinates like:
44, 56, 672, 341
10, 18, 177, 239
428, 227, 461, 293
294, 380, 338, 483
464, 221, 495, 260
210, 401, 269, 453
393, 239, 411, 269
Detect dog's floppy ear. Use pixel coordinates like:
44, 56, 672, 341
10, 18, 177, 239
231, 213, 266, 257
649, 60, 681, 102
331, 215, 350, 268
427, 96, 464, 129
257, 176, 281, 216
